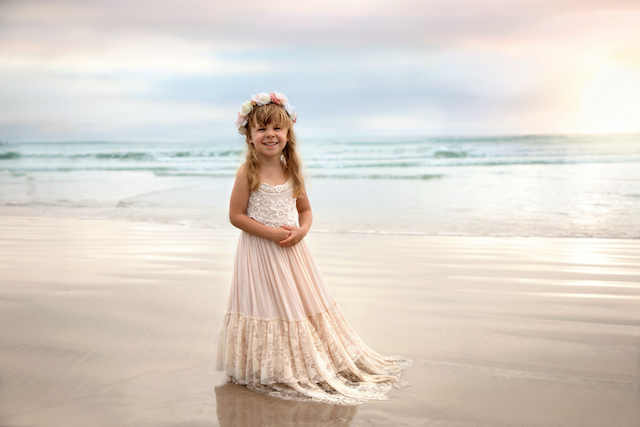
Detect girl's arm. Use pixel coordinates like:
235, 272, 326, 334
229, 166, 291, 243
280, 193, 312, 247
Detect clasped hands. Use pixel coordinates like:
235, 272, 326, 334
272, 225, 306, 247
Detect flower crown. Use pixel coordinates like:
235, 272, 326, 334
235, 92, 298, 135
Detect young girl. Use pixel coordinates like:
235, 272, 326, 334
216, 92, 410, 405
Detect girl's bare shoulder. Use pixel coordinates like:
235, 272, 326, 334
233, 164, 251, 189
236, 163, 248, 177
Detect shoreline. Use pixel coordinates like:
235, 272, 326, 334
1, 215, 639, 426
1, 209, 640, 240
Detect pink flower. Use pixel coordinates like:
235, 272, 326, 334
273, 92, 288, 104
235, 113, 248, 134
270, 92, 279, 104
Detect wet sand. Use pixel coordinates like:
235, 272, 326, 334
0, 216, 639, 426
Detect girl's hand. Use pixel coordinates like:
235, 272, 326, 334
279, 225, 307, 247
271, 227, 291, 244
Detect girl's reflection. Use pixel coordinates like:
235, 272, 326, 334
215, 383, 357, 427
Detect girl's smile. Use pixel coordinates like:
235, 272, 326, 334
249, 122, 288, 158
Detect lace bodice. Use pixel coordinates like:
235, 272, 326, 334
246, 180, 297, 228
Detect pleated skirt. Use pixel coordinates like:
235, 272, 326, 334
216, 231, 411, 405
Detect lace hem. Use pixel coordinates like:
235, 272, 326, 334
216, 303, 411, 405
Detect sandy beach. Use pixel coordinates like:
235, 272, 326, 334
1, 216, 639, 426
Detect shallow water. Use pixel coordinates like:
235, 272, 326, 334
1, 133, 639, 237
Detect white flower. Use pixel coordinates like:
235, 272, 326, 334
240, 101, 253, 116
283, 102, 297, 121
252, 93, 272, 106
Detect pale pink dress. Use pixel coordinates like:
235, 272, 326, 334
216, 180, 410, 405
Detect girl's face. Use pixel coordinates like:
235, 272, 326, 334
248, 120, 288, 160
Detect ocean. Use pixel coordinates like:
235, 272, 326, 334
1, 133, 639, 238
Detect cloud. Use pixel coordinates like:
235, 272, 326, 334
1, 0, 640, 140
4, 0, 639, 47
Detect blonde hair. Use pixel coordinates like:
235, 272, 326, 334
244, 103, 306, 198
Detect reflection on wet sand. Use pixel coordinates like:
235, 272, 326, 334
215, 383, 357, 427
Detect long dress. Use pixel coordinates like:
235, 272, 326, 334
216, 179, 411, 405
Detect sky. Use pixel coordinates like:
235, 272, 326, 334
1, 0, 640, 141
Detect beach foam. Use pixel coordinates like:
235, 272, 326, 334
2, 133, 640, 238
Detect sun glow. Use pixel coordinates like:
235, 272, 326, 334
578, 63, 640, 133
